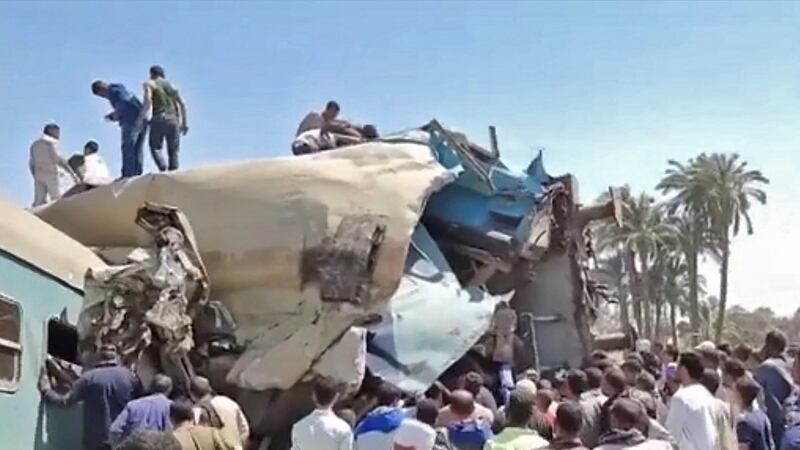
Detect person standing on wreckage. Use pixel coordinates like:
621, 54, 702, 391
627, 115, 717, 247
29, 122, 80, 205
91, 79, 148, 177
142, 65, 188, 172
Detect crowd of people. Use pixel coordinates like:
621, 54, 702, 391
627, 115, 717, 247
289, 329, 800, 450
38, 345, 248, 450
34, 328, 800, 450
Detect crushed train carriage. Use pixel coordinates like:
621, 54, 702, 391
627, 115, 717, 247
31, 120, 622, 447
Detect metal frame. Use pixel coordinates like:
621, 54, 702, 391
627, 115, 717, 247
0, 293, 22, 393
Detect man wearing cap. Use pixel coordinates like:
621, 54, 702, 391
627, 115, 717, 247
39, 345, 140, 450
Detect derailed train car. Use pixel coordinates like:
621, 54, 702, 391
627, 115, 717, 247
34, 121, 621, 446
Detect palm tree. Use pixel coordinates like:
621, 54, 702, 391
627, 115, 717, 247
657, 158, 712, 345
694, 153, 768, 342
597, 192, 677, 339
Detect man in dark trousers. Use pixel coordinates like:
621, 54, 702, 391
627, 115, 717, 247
142, 65, 188, 171
39, 345, 140, 450
91, 79, 147, 178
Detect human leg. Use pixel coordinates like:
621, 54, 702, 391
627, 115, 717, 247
148, 116, 168, 172
164, 115, 180, 170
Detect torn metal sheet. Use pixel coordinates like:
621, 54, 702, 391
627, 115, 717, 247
78, 203, 209, 388
36, 143, 453, 391
366, 225, 508, 393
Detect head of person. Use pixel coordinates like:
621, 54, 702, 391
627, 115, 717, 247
535, 389, 555, 413
149, 65, 166, 80
764, 330, 788, 358
507, 389, 536, 427
96, 344, 119, 365
376, 382, 402, 408
664, 344, 679, 363
717, 343, 732, 356
621, 359, 643, 385
449, 389, 476, 417
415, 398, 439, 428
322, 101, 340, 121
609, 398, 644, 432
722, 358, 747, 388
514, 378, 537, 398
115, 430, 181, 450
150, 374, 173, 396
585, 367, 603, 390
554, 401, 584, 439
635, 371, 656, 393
43, 123, 60, 140
312, 377, 340, 408
189, 376, 214, 401
678, 351, 705, 385
733, 343, 753, 363
564, 369, 588, 400
83, 140, 100, 155
519, 368, 540, 384
68, 154, 85, 176
335, 408, 356, 429
169, 400, 196, 427
463, 371, 483, 397
699, 368, 721, 395
91, 80, 110, 98
361, 124, 379, 140
591, 350, 610, 364
602, 367, 628, 397
635, 339, 652, 354
663, 362, 680, 395
734, 376, 761, 411
698, 348, 721, 370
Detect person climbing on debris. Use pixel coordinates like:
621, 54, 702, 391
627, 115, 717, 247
38, 344, 140, 450
109, 374, 174, 444
189, 377, 250, 446
292, 100, 378, 155
29, 122, 80, 206
91, 79, 148, 178
82, 139, 112, 184
142, 65, 188, 172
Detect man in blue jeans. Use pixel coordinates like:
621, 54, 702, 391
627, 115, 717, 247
92, 80, 147, 177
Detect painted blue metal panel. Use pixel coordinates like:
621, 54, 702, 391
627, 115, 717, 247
0, 252, 84, 450
366, 226, 506, 392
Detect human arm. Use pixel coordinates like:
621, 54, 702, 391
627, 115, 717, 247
38, 365, 85, 407
141, 81, 153, 122
235, 404, 250, 443
175, 91, 188, 135
108, 406, 131, 444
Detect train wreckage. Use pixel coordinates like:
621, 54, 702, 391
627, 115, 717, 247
25, 121, 622, 447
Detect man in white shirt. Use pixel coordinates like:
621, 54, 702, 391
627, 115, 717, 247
665, 351, 719, 450
292, 377, 353, 450
82, 140, 112, 185
29, 123, 79, 206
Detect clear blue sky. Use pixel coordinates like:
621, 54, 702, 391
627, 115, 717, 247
1, 2, 798, 313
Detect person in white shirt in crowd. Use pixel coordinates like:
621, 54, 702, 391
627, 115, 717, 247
190, 377, 250, 447
29, 123, 79, 206
81, 140, 112, 185
665, 351, 719, 450
393, 398, 439, 450
698, 369, 737, 450
291, 377, 353, 450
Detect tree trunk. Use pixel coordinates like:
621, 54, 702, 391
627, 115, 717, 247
639, 250, 653, 340
670, 296, 678, 346
689, 222, 701, 346
714, 230, 730, 343
654, 298, 663, 341
625, 249, 643, 335
618, 266, 630, 332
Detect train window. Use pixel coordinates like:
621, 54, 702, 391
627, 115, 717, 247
47, 319, 79, 364
0, 295, 22, 391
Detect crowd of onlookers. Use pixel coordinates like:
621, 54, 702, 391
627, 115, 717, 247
291, 329, 800, 450
37, 329, 800, 450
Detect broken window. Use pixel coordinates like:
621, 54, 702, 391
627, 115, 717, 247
0, 295, 22, 391
47, 319, 79, 365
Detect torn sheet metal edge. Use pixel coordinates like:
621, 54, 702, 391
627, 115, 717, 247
366, 225, 510, 393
